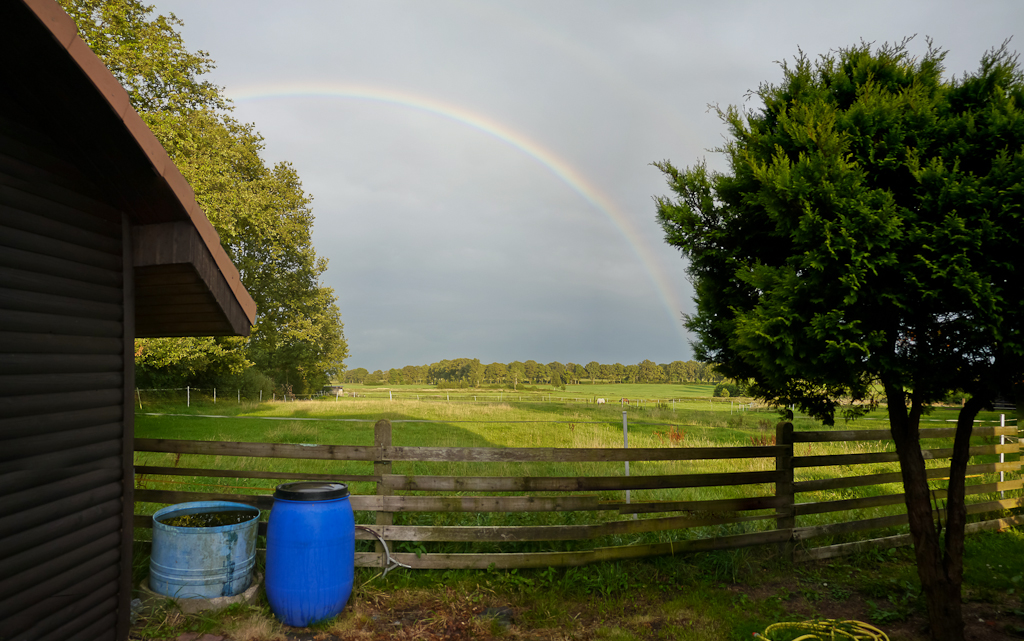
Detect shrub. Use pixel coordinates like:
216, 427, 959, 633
713, 382, 739, 397
210, 366, 275, 400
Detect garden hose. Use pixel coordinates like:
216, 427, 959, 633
754, 619, 889, 641
355, 525, 412, 581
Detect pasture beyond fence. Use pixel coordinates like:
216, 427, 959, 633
135, 386, 763, 410
133, 418, 1023, 571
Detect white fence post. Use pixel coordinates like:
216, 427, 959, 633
214, 388, 216, 404
1001, 414, 1006, 498
186, 385, 190, 407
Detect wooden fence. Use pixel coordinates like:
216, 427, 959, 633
133, 421, 1023, 570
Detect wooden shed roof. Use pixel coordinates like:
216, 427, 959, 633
4, 0, 256, 337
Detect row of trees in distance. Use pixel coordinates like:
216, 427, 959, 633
342, 359, 723, 388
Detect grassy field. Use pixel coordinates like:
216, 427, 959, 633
135, 395, 793, 548
344, 382, 727, 402
130, 392, 1023, 640
134, 392, 1017, 554
131, 526, 1024, 640
152, 382, 731, 405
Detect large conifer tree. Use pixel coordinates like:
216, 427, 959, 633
655, 40, 1024, 641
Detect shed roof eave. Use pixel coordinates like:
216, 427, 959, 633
17, 0, 256, 335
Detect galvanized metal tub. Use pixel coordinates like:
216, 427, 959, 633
149, 501, 260, 599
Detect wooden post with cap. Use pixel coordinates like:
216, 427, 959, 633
776, 421, 795, 561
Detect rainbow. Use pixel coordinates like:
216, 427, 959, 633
228, 82, 689, 348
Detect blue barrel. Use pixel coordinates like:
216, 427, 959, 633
150, 501, 260, 599
266, 482, 355, 627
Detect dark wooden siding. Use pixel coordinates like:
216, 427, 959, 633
0, 123, 131, 640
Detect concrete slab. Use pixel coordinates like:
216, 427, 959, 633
138, 574, 262, 615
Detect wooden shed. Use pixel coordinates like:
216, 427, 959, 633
0, 1, 256, 639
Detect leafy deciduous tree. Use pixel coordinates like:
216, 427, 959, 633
508, 361, 526, 389
484, 362, 508, 384
402, 365, 424, 384
134, 336, 248, 388
344, 368, 368, 383
637, 359, 663, 382
63, 0, 348, 394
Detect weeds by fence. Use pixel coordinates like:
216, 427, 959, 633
133, 417, 1022, 571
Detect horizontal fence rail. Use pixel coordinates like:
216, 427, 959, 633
133, 421, 1022, 570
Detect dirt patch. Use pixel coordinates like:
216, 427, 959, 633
137, 550, 1024, 641
280, 588, 538, 641
218, 584, 1024, 641
726, 580, 1024, 641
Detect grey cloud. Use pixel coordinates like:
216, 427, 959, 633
153, 0, 1020, 370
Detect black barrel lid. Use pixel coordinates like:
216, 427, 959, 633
274, 482, 349, 501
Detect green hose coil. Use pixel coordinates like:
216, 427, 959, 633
753, 619, 890, 641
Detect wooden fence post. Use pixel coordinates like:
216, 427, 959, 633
374, 419, 393, 566
776, 420, 795, 561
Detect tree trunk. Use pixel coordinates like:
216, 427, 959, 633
887, 388, 984, 641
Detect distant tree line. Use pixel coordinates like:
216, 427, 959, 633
342, 359, 724, 389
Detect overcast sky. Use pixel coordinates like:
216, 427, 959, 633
149, 0, 1019, 372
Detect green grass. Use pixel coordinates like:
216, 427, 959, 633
150, 382, 727, 406
130, 396, 1023, 639
131, 531, 1024, 640
135, 398, 788, 551
133, 395, 1019, 560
